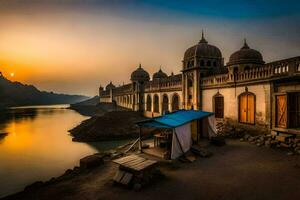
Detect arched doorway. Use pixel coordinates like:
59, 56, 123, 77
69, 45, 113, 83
153, 94, 159, 113
214, 93, 224, 118
146, 95, 151, 111
162, 94, 169, 114
172, 94, 180, 111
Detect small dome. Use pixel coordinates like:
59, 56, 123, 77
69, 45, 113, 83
105, 81, 115, 91
184, 32, 222, 60
131, 64, 150, 82
227, 39, 264, 66
153, 68, 168, 80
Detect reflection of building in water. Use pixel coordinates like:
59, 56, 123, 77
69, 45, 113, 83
99, 33, 300, 135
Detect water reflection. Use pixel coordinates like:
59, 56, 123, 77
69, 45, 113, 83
0, 105, 128, 198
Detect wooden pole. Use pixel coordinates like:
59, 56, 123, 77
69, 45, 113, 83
138, 126, 142, 153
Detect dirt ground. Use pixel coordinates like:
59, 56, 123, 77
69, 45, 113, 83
4, 139, 300, 200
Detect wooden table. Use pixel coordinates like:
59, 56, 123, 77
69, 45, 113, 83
113, 154, 157, 186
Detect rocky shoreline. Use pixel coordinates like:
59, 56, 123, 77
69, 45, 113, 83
2, 142, 133, 200
69, 110, 151, 142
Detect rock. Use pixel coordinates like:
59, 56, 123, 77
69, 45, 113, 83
276, 135, 286, 142
240, 138, 245, 142
80, 154, 104, 169
271, 130, 277, 136
287, 152, 294, 156
256, 143, 262, 147
270, 140, 278, 145
280, 143, 291, 148
244, 134, 251, 140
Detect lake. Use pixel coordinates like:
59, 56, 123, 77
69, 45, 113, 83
0, 105, 129, 198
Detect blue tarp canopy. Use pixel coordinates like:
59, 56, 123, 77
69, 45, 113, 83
137, 109, 214, 128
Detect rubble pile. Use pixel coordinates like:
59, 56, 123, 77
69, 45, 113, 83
240, 133, 300, 155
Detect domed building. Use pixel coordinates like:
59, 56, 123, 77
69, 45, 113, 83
227, 39, 264, 72
153, 68, 168, 80
131, 64, 150, 83
99, 32, 300, 141
183, 31, 224, 72
105, 81, 116, 91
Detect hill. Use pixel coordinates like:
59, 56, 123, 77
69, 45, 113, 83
0, 73, 89, 108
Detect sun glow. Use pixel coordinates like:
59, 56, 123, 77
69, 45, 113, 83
10, 72, 14, 77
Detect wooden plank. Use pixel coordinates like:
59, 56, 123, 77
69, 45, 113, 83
132, 160, 157, 171
248, 94, 255, 124
113, 170, 125, 182
120, 172, 133, 185
240, 94, 247, 123
113, 155, 140, 165
123, 157, 146, 168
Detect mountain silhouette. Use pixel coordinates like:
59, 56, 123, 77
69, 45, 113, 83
0, 73, 89, 109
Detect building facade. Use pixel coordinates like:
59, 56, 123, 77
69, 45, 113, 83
99, 33, 300, 136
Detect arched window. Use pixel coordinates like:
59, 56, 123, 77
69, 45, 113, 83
153, 95, 159, 113
207, 60, 211, 66
188, 78, 193, 87
172, 94, 180, 111
200, 60, 205, 66
239, 92, 255, 124
214, 93, 224, 118
162, 94, 169, 114
213, 61, 217, 67
146, 95, 151, 111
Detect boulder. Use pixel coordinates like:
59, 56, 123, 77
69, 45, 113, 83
80, 154, 104, 169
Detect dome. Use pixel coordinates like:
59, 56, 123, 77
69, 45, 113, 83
227, 40, 264, 66
130, 64, 150, 82
184, 32, 222, 60
105, 81, 116, 91
153, 68, 168, 80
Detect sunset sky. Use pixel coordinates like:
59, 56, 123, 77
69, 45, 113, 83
0, 0, 299, 96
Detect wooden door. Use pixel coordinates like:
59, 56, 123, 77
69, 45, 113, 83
240, 95, 247, 123
215, 96, 224, 118
247, 94, 255, 124
276, 95, 287, 128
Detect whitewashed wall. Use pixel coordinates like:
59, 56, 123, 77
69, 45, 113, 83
202, 83, 271, 125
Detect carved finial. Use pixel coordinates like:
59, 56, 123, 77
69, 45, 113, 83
242, 38, 249, 49
139, 63, 142, 68
199, 29, 207, 44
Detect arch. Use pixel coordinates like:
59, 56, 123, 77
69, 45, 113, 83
238, 91, 255, 124
153, 94, 159, 113
213, 93, 224, 118
146, 95, 151, 111
188, 78, 193, 87
244, 66, 250, 71
213, 61, 217, 67
172, 93, 180, 111
200, 60, 205, 66
207, 60, 211, 66
162, 94, 169, 114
